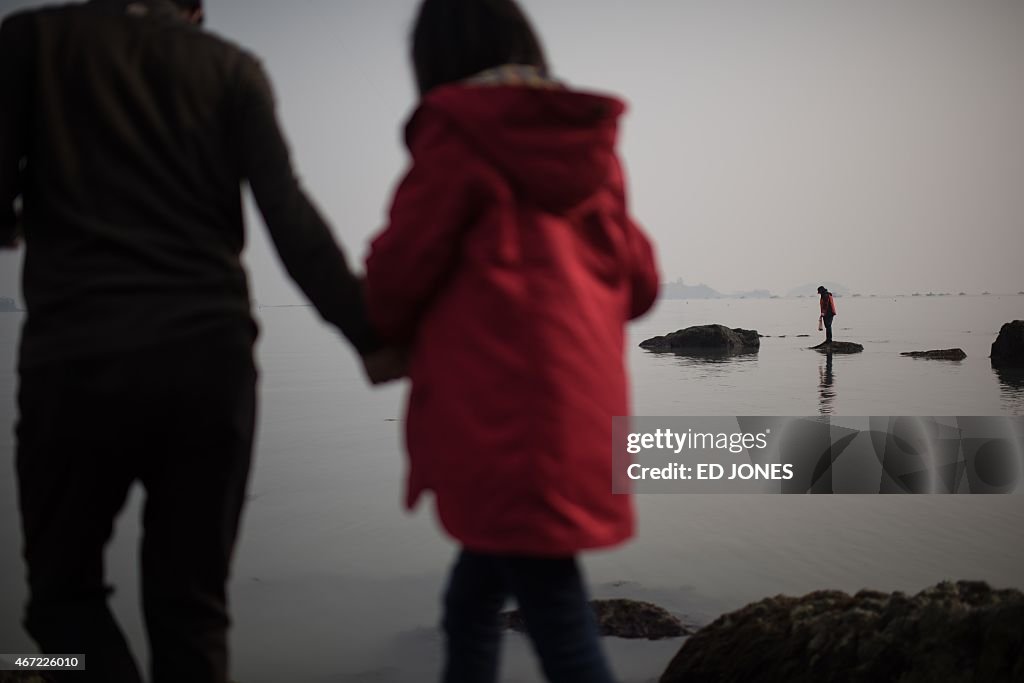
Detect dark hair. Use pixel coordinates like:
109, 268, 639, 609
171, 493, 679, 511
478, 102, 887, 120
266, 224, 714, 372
411, 0, 548, 96
170, 0, 202, 10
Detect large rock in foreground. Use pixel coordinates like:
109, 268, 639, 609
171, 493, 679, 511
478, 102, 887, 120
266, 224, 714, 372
640, 325, 759, 353
660, 581, 1024, 683
901, 348, 967, 360
991, 320, 1024, 367
810, 341, 863, 354
503, 598, 692, 640
0, 673, 46, 682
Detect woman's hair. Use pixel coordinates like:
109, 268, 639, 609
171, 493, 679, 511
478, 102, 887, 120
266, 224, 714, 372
411, 0, 548, 96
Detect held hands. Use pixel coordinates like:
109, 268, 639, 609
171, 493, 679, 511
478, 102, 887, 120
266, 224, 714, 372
360, 346, 409, 385
355, 275, 407, 385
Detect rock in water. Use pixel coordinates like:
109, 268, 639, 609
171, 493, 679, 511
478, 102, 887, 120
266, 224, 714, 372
503, 598, 691, 640
0, 674, 47, 683
810, 341, 863, 354
991, 320, 1024, 367
901, 348, 967, 360
660, 581, 1024, 683
640, 325, 760, 353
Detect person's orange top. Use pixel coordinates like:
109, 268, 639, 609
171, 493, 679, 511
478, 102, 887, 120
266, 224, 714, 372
820, 293, 837, 316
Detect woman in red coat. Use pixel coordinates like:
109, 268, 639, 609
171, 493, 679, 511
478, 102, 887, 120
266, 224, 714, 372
364, 1, 659, 680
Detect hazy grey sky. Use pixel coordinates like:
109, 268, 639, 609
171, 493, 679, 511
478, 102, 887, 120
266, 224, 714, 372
1, 0, 1022, 299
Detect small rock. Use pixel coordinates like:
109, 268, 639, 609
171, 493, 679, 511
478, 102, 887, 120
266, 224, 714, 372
503, 598, 692, 640
901, 348, 967, 361
810, 341, 864, 354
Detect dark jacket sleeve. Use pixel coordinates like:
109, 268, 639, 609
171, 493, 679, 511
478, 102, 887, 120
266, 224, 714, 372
0, 13, 31, 247
232, 56, 380, 353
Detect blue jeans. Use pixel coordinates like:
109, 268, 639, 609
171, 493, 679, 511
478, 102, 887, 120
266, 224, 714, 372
441, 550, 616, 683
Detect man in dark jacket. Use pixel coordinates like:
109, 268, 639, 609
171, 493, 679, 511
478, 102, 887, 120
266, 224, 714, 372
818, 285, 837, 343
0, 1, 389, 680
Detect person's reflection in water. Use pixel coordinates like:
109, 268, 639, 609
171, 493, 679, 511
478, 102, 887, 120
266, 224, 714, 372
818, 351, 836, 414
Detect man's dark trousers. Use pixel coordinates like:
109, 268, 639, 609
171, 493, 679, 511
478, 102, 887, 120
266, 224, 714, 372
824, 314, 835, 343
16, 334, 256, 683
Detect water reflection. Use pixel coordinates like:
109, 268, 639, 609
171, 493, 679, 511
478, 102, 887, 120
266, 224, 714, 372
642, 349, 758, 380
993, 365, 1024, 414
818, 351, 836, 414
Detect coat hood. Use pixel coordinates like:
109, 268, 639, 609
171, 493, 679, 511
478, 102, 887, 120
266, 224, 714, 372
407, 84, 626, 213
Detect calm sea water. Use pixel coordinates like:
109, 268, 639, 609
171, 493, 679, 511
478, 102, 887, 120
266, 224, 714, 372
1, 295, 1022, 682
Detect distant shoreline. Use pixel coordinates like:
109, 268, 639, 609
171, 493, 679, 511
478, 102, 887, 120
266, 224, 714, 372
658, 291, 1022, 301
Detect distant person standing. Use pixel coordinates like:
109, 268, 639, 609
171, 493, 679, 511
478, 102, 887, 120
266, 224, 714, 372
818, 285, 837, 343
0, 1, 392, 681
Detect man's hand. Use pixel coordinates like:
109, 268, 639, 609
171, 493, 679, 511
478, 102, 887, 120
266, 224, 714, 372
361, 346, 409, 385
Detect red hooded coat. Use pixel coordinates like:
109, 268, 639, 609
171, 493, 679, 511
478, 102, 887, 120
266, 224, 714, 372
365, 83, 659, 556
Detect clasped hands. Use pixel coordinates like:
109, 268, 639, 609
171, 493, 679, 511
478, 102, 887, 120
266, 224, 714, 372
361, 345, 409, 386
